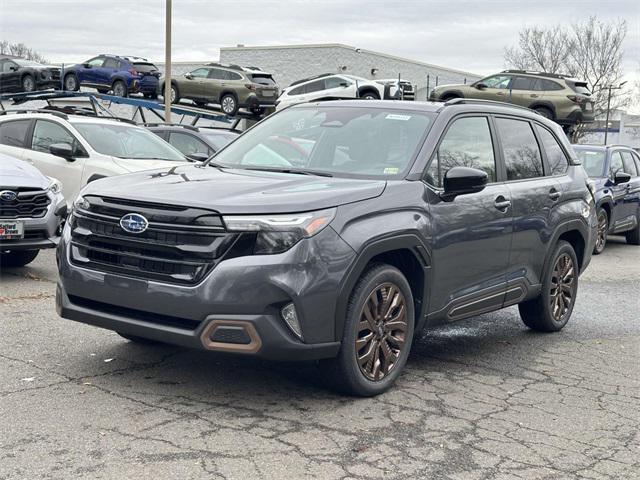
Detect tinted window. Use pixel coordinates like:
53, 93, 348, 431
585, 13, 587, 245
482, 75, 511, 89
103, 58, 119, 69
32, 120, 83, 155
535, 125, 569, 175
496, 118, 544, 180
133, 63, 158, 73
632, 152, 640, 176
225, 71, 243, 81
609, 152, 624, 178
288, 85, 305, 95
190, 68, 210, 78
206, 68, 225, 80
249, 74, 276, 86
621, 151, 638, 176
511, 77, 535, 90
168, 132, 210, 156
86, 57, 105, 68
0, 120, 31, 147
304, 80, 325, 94
575, 149, 606, 177
325, 77, 347, 89
0, 60, 18, 73
426, 116, 496, 187
200, 131, 238, 151
539, 79, 563, 91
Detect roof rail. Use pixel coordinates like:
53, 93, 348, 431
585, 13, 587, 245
0, 109, 68, 120
289, 73, 334, 87
500, 69, 571, 80
143, 122, 198, 131
442, 98, 538, 114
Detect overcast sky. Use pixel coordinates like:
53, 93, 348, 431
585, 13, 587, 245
1, 0, 638, 78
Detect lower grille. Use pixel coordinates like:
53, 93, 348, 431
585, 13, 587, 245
69, 196, 236, 285
0, 189, 50, 218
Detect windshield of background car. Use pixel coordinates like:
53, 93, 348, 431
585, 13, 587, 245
73, 123, 186, 161
574, 148, 606, 177
210, 106, 434, 178
13, 59, 44, 67
201, 131, 239, 150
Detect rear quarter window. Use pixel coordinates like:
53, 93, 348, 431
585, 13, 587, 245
0, 120, 31, 148
535, 124, 569, 175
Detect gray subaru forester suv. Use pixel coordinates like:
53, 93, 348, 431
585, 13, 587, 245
56, 100, 597, 396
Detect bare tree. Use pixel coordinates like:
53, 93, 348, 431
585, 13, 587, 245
0, 40, 47, 63
504, 17, 629, 140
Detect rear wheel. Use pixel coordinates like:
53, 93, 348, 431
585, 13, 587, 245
169, 84, 179, 104
625, 215, 640, 245
112, 80, 128, 97
534, 106, 554, 120
324, 263, 414, 396
22, 74, 35, 92
0, 250, 39, 268
593, 208, 608, 254
518, 241, 578, 332
117, 332, 163, 345
63, 73, 79, 91
220, 93, 238, 115
360, 91, 379, 100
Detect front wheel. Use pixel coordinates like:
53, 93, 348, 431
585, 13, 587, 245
518, 240, 578, 332
0, 250, 39, 268
324, 263, 415, 396
593, 208, 608, 254
360, 91, 379, 100
22, 75, 35, 92
63, 73, 79, 91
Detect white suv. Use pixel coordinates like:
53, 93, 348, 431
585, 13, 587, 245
276, 74, 385, 110
0, 111, 189, 202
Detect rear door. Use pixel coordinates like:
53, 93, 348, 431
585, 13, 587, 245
510, 76, 539, 108
0, 119, 32, 158
620, 150, 640, 230
497, 116, 557, 290
202, 68, 225, 101
24, 119, 87, 200
424, 115, 513, 318
98, 57, 121, 87
608, 151, 631, 230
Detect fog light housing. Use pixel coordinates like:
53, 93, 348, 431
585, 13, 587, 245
281, 303, 303, 340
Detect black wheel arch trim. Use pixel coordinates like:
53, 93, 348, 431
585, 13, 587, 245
529, 101, 557, 118
438, 89, 465, 100
545, 218, 589, 275
87, 174, 107, 183
334, 233, 431, 342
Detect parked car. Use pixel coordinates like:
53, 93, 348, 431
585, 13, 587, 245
276, 73, 384, 110
0, 111, 191, 201
160, 64, 278, 116
376, 78, 416, 101
63, 55, 160, 98
573, 144, 640, 253
0, 152, 66, 267
56, 99, 596, 396
429, 70, 594, 128
146, 124, 240, 157
0, 55, 61, 93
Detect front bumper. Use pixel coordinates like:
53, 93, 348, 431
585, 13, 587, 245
56, 225, 354, 361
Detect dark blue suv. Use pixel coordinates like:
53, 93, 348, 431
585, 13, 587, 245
62, 55, 160, 98
573, 144, 640, 253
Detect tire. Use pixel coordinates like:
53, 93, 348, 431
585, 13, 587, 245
625, 216, 640, 245
112, 80, 128, 97
63, 73, 79, 91
169, 83, 179, 104
518, 240, 578, 332
220, 93, 238, 115
323, 263, 415, 396
360, 91, 379, 100
593, 208, 608, 254
534, 106, 554, 120
22, 74, 35, 92
0, 250, 39, 268
117, 332, 163, 345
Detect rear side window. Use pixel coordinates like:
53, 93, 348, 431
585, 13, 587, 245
609, 152, 624, 178
31, 120, 83, 156
621, 151, 639, 176
103, 58, 120, 69
538, 79, 564, 91
168, 132, 210, 156
304, 80, 325, 94
511, 77, 535, 90
225, 71, 243, 81
496, 118, 544, 180
0, 120, 31, 147
535, 125, 569, 175
426, 116, 496, 187
288, 85, 305, 95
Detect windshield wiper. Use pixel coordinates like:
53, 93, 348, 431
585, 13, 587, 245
241, 166, 333, 177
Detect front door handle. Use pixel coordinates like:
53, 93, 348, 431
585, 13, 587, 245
549, 189, 561, 201
494, 196, 511, 211
530, 94, 539, 98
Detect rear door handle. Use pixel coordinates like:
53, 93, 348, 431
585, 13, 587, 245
494, 196, 511, 211
549, 189, 561, 201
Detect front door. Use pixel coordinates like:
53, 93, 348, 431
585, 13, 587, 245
473, 74, 514, 103
24, 119, 87, 200
182, 67, 209, 99
424, 115, 513, 319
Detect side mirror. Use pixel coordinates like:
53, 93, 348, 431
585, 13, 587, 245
442, 166, 488, 199
9, 66, 18, 72
49, 143, 75, 161
614, 172, 631, 185
185, 73, 193, 80
475, 83, 487, 90
339, 82, 349, 87
83, 63, 92, 68
186, 152, 209, 162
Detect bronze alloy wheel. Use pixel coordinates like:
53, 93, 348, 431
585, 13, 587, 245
595, 210, 607, 253
356, 283, 408, 381
549, 253, 576, 322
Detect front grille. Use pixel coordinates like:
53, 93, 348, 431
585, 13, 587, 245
69, 196, 237, 285
0, 189, 50, 218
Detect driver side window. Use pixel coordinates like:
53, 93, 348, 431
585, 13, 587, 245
482, 75, 512, 89
425, 116, 496, 188
86, 57, 105, 68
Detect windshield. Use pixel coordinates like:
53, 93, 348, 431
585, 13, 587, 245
209, 106, 434, 178
74, 122, 186, 161
13, 59, 45, 67
574, 148, 606, 177
201, 131, 239, 151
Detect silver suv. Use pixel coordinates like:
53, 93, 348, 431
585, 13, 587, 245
0, 152, 66, 267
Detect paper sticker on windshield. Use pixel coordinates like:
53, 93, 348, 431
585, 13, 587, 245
384, 167, 399, 174
385, 114, 411, 121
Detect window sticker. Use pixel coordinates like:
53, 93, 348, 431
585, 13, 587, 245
384, 167, 399, 174
385, 114, 411, 121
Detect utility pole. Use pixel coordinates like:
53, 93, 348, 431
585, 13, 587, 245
164, 0, 172, 124
603, 81, 627, 145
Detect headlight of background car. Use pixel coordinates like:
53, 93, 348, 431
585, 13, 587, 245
223, 208, 336, 254
46, 177, 63, 195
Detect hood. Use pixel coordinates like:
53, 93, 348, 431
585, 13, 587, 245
81, 164, 386, 214
434, 83, 466, 91
0, 153, 49, 189
111, 157, 189, 173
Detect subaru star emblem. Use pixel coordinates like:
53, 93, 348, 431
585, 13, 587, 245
120, 213, 149, 234
0, 190, 17, 202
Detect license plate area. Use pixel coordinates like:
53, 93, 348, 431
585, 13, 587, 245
260, 90, 275, 97
0, 220, 24, 240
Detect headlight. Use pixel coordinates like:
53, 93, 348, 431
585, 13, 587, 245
73, 195, 89, 211
223, 208, 336, 254
47, 177, 63, 195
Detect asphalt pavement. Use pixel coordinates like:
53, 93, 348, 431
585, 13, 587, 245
1, 237, 638, 479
